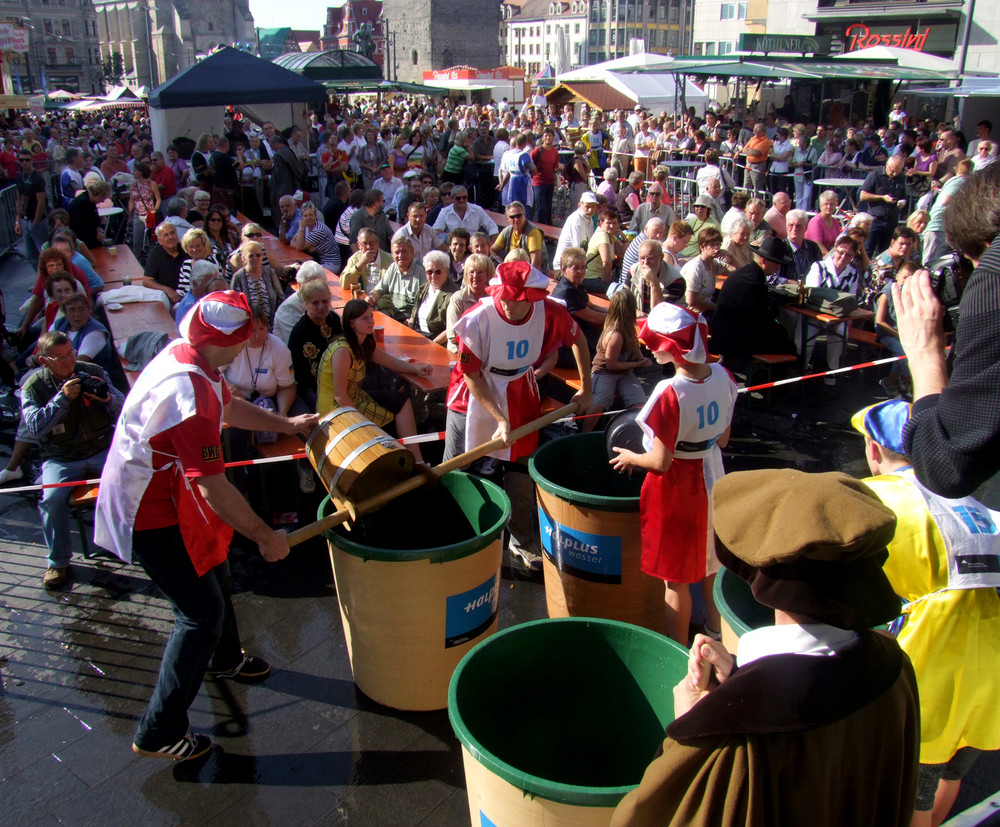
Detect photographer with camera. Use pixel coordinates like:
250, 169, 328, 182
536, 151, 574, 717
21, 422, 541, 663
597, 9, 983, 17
21, 330, 124, 588
894, 162, 1000, 508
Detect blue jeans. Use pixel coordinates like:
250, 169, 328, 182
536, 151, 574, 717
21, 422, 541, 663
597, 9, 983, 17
132, 526, 243, 748
39, 449, 109, 569
19, 217, 48, 268
532, 184, 554, 225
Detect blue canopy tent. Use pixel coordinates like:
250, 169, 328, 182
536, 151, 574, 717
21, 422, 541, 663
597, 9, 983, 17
148, 46, 327, 152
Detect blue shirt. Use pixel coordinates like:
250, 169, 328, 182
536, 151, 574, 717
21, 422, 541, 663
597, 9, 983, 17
71, 251, 104, 292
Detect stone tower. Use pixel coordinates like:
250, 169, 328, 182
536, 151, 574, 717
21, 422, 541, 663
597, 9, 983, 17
382, 0, 501, 83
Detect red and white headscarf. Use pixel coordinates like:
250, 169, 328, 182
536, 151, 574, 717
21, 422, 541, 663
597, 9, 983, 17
639, 302, 709, 365
179, 290, 253, 349
487, 261, 550, 302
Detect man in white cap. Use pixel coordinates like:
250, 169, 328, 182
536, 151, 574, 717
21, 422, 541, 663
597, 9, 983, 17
95, 291, 317, 762
553, 191, 599, 274
446, 261, 592, 568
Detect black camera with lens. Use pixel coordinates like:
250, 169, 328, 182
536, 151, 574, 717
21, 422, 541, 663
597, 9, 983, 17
77, 374, 109, 398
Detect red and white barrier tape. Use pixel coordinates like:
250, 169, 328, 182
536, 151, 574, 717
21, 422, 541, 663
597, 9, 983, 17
0, 355, 909, 495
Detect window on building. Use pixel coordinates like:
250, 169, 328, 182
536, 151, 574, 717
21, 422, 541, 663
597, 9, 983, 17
589, 29, 597, 45
362, 6, 367, 14
738, 1, 747, 19
47, 47, 57, 63
546, 24, 551, 34
412, 49, 418, 64
636, 3, 643, 21
65, 47, 74, 63
62, 20, 71, 36
575, 23, 580, 33
44, 19, 53, 34
208, 21, 214, 31
600, 1, 607, 22
706, 41, 716, 55
668, 4, 678, 23
693, 42, 703, 56
591, 3, 598, 22
720, 3, 734, 20
598, 28, 606, 44
610, 29, 616, 43
720, 40, 734, 54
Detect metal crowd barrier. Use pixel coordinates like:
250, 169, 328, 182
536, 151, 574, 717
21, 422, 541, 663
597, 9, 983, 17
0, 185, 18, 259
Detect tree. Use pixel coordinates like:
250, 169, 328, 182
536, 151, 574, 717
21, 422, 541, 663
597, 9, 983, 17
101, 51, 126, 91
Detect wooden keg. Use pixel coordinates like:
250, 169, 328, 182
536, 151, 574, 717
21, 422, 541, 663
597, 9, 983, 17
305, 407, 415, 501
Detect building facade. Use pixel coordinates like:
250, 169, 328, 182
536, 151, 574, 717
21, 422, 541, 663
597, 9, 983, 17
382, 0, 500, 83
502, 0, 589, 78
1, 0, 102, 94
766, 0, 1000, 73
691, 0, 767, 58
322, 0, 384, 68
584, 0, 691, 64
93, 0, 252, 91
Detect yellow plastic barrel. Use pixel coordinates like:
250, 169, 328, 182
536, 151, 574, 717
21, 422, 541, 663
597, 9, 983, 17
321, 471, 510, 711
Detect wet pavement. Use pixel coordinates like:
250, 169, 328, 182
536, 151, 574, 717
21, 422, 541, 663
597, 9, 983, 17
1, 248, 997, 825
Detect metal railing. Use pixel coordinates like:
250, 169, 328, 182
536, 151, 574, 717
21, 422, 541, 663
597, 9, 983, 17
0, 185, 19, 259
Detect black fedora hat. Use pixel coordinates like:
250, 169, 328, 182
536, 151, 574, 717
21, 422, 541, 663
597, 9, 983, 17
756, 236, 794, 266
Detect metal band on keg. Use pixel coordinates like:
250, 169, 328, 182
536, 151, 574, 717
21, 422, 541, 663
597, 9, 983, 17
324, 420, 371, 453
330, 435, 405, 488
306, 406, 359, 454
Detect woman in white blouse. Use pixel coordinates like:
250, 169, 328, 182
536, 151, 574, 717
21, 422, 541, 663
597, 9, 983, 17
409, 250, 457, 345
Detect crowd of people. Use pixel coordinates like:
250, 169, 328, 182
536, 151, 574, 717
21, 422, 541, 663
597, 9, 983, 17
0, 93, 997, 826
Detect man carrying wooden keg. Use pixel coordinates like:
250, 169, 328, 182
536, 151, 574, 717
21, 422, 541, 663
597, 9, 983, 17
95, 291, 317, 762
446, 260, 592, 569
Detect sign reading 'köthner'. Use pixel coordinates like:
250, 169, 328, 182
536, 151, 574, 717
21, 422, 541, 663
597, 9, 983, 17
739, 33, 832, 55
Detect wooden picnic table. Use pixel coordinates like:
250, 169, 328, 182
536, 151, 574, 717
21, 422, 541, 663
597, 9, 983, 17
91, 245, 145, 285
327, 281, 453, 393
104, 300, 179, 346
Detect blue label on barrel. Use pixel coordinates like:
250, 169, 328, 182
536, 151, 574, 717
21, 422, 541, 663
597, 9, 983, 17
480, 813, 499, 827
538, 508, 622, 584
445, 573, 499, 649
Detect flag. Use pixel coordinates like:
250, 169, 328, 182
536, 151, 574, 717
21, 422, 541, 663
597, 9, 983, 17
41, 68, 47, 93
15, 73, 22, 95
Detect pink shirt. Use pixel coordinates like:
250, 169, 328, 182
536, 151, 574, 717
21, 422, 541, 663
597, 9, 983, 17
805, 213, 842, 251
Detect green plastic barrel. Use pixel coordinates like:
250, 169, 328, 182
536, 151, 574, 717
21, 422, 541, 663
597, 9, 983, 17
449, 617, 688, 826
529, 433, 666, 633
714, 567, 774, 651
320, 471, 510, 711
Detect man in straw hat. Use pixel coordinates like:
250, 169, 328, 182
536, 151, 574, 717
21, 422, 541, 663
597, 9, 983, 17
95, 291, 318, 762
613, 469, 920, 826
446, 260, 591, 569
854, 399, 1000, 826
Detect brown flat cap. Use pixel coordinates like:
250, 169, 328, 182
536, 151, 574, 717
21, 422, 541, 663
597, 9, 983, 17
713, 470, 900, 629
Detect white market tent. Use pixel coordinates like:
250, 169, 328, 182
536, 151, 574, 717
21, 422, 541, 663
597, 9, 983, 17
558, 51, 678, 80
554, 54, 708, 110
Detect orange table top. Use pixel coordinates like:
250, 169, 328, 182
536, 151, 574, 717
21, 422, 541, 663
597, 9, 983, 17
328, 281, 453, 393
91, 246, 145, 284
105, 300, 179, 345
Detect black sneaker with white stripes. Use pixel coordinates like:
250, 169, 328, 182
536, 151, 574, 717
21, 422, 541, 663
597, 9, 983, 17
133, 732, 212, 762
207, 653, 271, 684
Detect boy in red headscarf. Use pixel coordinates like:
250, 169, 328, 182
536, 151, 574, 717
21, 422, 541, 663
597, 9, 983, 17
96, 291, 317, 762
447, 260, 592, 568
611, 302, 738, 644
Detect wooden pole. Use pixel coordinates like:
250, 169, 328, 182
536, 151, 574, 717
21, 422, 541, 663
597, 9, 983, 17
285, 401, 581, 547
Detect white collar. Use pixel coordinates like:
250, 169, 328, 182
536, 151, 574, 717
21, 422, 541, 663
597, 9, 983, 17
737, 623, 859, 668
